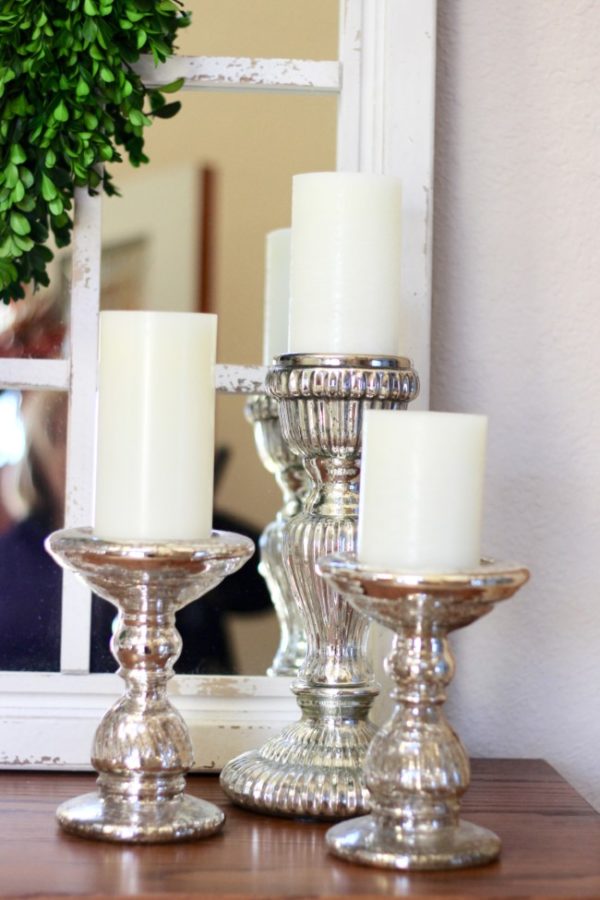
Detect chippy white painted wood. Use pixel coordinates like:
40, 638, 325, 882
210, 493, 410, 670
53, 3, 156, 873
60, 189, 102, 672
337, 0, 436, 407
337, 0, 437, 724
0, 358, 69, 391
216, 364, 267, 395
0, 361, 267, 395
0, 672, 296, 771
134, 55, 340, 94
0, 0, 437, 768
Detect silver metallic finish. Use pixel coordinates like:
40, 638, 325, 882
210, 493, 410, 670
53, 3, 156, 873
245, 394, 308, 676
45, 527, 254, 843
317, 555, 530, 869
220, 354, 419, 819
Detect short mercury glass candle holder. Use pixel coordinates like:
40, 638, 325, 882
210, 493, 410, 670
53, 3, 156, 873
317, 555, 529, 870
220, 354, 419, 819
45, 527, 254, 843
245, 394, 308, 676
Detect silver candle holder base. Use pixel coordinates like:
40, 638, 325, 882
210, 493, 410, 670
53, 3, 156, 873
318, 555, 529, 870
221, 354, 419, 819
46, 527, 253, 843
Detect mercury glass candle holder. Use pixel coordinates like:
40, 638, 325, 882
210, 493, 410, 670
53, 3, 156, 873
317, 554, 530, 870
220, 354, 419, 819
45, 527, 254, 843
245, 394, 308, 676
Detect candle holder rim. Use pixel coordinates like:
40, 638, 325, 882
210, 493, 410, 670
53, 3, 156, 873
316, 553, 530, 593
45, 527, 255, 564
274, 353, 414, 370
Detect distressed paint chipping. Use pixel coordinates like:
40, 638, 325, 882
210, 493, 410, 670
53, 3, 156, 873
134, 55, 340, 95
60, 188, 102, 672
216, 364, 267, 395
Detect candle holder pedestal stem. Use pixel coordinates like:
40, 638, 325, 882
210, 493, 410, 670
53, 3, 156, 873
318, 556, 530, 869
220, 354, 419, 820
245, 395, 308, 676
46, 528, 254, 843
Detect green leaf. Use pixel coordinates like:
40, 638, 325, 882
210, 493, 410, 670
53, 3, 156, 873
10, 144, 27, 165
4, 164, 19, 189
82, 18, 98, 42
125, 8, 146, 22
76, 77, 90, 98
128, 108, 151, 127
54, 100, 69, 122
13, 235, 34, 253
0, 260, 18, 290
48, 197, 64, 216
84, 0, 98, 15
10, 181, 25, 204
17, 196, 36, 213
41, 174, 58, 201
19, 168, 34, 189
160, 77, 185, 94
10, 212, 31, 236
152, 100, 181, 119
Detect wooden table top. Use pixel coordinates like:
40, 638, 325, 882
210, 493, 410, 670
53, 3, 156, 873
0, 759, 599, 899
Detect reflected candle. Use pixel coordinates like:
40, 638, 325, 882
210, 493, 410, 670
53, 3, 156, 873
358, 410, 488, 571
288, 172, 402, 356
262, 227, 291, 365
94, 310, 217, 541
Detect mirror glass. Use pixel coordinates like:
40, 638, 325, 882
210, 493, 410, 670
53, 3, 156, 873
0, 390, 66, 671
0, 0, 338, 676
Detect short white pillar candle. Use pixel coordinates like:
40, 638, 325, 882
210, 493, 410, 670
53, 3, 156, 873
288, 172, 402, 356
94, 310, 217, 542
262, 227, 291, 365
358, 410, 488, 571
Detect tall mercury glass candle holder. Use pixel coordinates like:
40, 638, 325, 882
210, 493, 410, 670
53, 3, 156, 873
46, 527, 253, 843
317, 555, 530, 870
245, 394, 308, 676
220, 353, 419, 819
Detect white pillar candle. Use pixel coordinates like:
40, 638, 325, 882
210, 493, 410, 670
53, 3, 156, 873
288, 172, 402, 356
358, 410, 488, 571
262, 227, 291, 365
94, 310, 217, 542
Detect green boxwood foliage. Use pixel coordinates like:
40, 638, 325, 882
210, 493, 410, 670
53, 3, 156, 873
0, 0, 190, 303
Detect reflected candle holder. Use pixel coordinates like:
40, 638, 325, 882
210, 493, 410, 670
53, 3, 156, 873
317, 555, 530, 870
245, 394, 308, 676
220, 354, 419, 819
45, 527, 254, 843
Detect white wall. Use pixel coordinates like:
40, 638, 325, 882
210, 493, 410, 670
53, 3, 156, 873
433, 1, 600, 809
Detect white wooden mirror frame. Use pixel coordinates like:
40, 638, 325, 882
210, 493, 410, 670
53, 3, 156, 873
0, 0, 436, 770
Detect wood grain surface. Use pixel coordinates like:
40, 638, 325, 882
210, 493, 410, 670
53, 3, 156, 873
0, 760, 599, 899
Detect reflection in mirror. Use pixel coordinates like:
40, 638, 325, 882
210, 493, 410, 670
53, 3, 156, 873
0, 2, 338, 676
0, 389, 66, 671
0, 283, 68, 360
0, 386, 273, 674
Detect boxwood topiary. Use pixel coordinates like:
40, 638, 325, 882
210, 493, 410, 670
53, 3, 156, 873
0, 0, 190, 304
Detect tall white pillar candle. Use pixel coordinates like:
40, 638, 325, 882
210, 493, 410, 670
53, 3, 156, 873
358, 411, 488, 571
94, 310, 217, 541
288, 172, 402, 356
262, 228, 291, 365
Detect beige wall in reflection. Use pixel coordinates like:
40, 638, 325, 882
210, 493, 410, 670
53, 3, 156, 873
120, 2, 338, 672
135, 1, 337, 539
